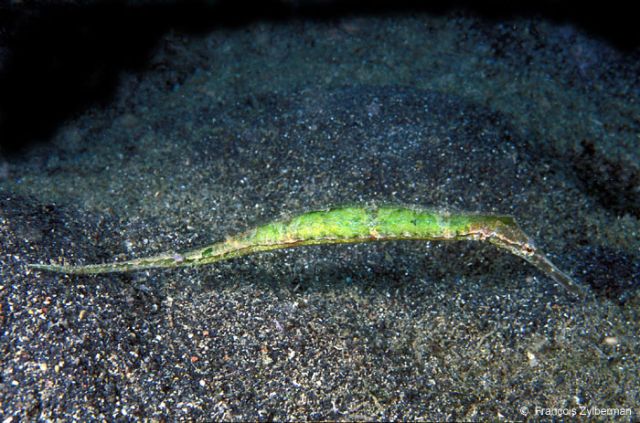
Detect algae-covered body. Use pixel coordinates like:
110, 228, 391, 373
29, 205, 586, 297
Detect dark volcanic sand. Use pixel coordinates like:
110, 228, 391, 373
1, 11, 638, 421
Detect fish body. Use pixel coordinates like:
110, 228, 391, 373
29, 205, 586, 297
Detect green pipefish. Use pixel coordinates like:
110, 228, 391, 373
29, 205, 586, 298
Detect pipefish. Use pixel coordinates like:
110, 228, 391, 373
29, 205, 586, 298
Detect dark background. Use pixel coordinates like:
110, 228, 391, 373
0, 0, 638, 154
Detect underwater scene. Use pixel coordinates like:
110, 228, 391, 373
0, 2, 638, 421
